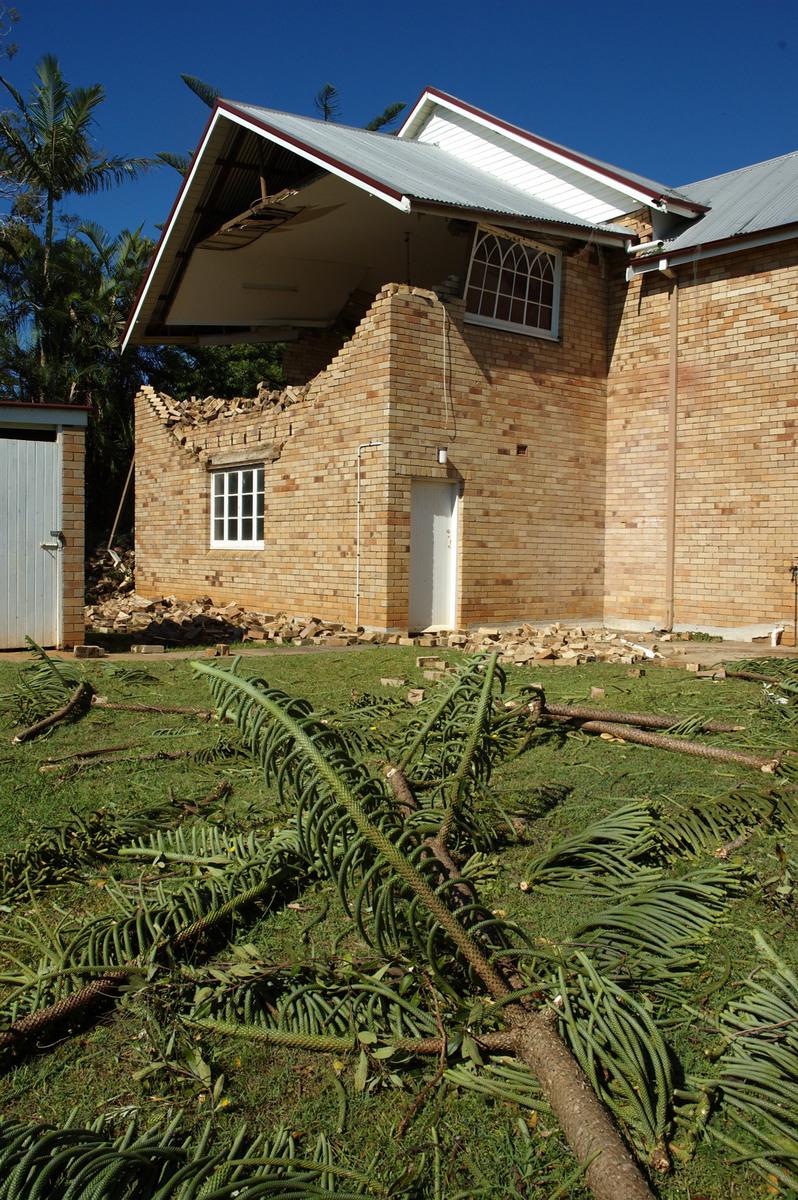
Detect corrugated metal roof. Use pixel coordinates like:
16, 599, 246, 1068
400, 88, 701, 210
224, 101, 633, 236
661, 150, 798, 252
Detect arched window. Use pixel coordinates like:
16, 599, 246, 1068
464, 229, 560, 338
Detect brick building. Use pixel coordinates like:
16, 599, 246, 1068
125, 89, 798, 637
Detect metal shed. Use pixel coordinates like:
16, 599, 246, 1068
0, 403, 88, 650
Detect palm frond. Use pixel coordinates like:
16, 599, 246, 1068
657, 786, 798, 859
0, 1116, 392, 1199
521, 802, 659, 895
573, 867, 734, 989
557, 953, 674, 1156
701, 933, 798, 1191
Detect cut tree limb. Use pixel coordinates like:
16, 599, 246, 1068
11, 681, 93, 744
577, 720, 779, 771
543, 702, 743, 732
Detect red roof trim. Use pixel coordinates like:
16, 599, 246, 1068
655, 222, 798, 264
0, 400, 92, 413
402, 87, 708, 216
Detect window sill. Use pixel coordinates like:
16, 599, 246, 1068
464, 313, 559, 341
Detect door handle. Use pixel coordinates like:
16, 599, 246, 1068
40, 542, 61, 550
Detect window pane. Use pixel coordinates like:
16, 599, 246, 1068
212, 467, 265, 546
465, 231, 558, 334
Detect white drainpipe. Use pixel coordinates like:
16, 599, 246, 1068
355, 441, 383, 627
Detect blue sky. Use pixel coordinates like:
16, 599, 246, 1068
9, 0, 798, 241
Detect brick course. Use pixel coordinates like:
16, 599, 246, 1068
606, 239, 798, 634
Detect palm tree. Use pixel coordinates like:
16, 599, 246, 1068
0, 54, 151, 400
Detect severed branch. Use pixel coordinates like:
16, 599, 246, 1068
91, 697, 215, 718
543, 702, 744, 733
575, 720, 780, 771
11, 681, 93, 744
382, 764, 652, 1198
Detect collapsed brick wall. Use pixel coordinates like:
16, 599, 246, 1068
135, 292, 394, 626
135, 247, 609, 629
605, 241, 798, 633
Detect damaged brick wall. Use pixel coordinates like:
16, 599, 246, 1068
136, 250, 609, 629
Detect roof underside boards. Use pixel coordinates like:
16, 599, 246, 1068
125, 102, 635, 346
399, 88, 703, 217
660, 150, 798, 254
166, 172, 470, 329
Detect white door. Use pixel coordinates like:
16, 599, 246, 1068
0, 434, 61, 648
409, 480, 458, 630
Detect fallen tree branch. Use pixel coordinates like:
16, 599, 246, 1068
41, 748, 190, 775
11, 681, 93, 745
0, 972, 128, 1052
576, 720, 779, 771
42, 743, 140, 764
543, 702, 744, 733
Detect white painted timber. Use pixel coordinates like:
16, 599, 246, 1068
0, 435, 61, 648
412, 112, 636, 225
409, 480, 458, 631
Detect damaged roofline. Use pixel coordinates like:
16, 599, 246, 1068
122, 101, 415, 352
121, 105, 221, 353
217, 101, 411, 211
399, 87, 709, 218
413, 199, 632, 246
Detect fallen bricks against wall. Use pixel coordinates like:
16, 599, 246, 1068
86, 595, 677, 664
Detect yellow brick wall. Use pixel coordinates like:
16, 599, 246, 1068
60, 425, 85, 648
136, 246, 609, 629
605, 241, 798, 634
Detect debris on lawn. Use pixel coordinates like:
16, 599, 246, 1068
85, 594, 674, 663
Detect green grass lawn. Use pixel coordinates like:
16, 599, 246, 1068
0, 646, 796, 1199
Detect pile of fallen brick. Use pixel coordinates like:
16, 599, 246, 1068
84, 594, 667, 664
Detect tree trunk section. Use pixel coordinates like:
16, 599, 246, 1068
515, 1011, 656, 1200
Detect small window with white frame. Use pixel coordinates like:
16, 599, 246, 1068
211, 466, 265, 549
464, 227, 561, 339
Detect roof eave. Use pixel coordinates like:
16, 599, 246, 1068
410, 198, 633, 245
399, 87, 708, 218
627, 222, 798, 275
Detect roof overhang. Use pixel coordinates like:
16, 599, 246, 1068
124, 101, 630, 350
399, 88, 708, 219
626, 222, 798, 278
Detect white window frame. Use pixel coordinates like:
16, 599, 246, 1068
210, 466, 265, 549
464, 226, 561, 340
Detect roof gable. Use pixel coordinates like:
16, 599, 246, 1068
398, 88, 703, 222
